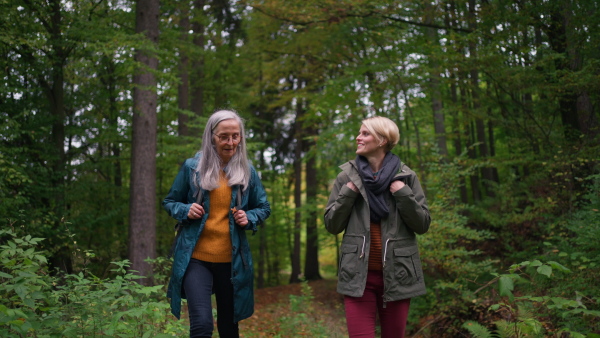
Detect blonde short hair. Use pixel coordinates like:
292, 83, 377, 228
362, 116, 400, 152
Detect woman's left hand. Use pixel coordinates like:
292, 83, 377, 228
390, 180, 405, 193
233, 209, 248, 226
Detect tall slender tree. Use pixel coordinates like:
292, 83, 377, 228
177, 1, 191, 138
190, 0, 206, 123
424, 3, 448, 160
304, 122, 322, 281
290, 99, 304, 284
129, 0, 160, 283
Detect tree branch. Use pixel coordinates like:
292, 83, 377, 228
381, 15, 472, 33
246, 4, 472, 34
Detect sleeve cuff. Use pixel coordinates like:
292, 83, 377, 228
393, 184, 412, 197
179, 204, 191, 222
340, 184, 360, 197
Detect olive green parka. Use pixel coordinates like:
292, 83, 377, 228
324, 159, 430, 302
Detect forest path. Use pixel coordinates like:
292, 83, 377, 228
239, 279, 348, 337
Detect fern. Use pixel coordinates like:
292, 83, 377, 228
462, 321, 497, 338
495, 320, 521, 338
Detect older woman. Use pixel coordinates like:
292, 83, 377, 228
324, 116, 431, 338
163, 109, 271, 338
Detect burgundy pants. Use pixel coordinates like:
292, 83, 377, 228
344, 270, 411, 338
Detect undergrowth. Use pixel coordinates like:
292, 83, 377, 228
0, 228, 187, 337
460, 173, 600, 337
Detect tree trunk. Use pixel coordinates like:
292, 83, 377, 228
468, 122, 481, 202
467, 0, 481, 203
476, 116, 496, 197
190, 0, 205, 127
44, 0, 71, 274
129, 0, 159, 284
304, 126, 321, 281
256, 150, 267, 288
450, 74, 468, 204
488, 119, 499, 183
424, 4, 448, 160
290, 103, 303, 284
543, 0, 598, 141
100, 56, 123, 189
432, 74, 448, 160
468, 1, 496, 198
178, 2, 190, 137
446, 0, 468, 203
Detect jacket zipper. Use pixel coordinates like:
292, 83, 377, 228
383, 238, 391, 268
383, 237, 388, 309
240, 249, 248, 268
382, 237, 395, 308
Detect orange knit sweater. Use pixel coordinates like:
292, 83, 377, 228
192, 174, 232, 263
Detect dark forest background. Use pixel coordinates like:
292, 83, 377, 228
1, 0, 599, 336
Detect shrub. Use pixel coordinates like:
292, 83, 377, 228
462, 259, 600, 337
0, 228, 187, 337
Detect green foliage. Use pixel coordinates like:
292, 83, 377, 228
476, 172, 600, 336
414, 160, 600, 336
416, 157, 497, 304
247, 172, 294, 287
462, 321, 496, 338
463, 257, 599, 337
0, 228, 187, 337
277, 280, 331, 337
0, 153, 33, 217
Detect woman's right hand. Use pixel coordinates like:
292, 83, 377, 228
188, 203, 205, 219
346, 181, 359, 192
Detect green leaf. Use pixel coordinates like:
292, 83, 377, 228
498, 276, 514, 301
547, 261, 571, 273
558, 329, 587, 338
462, 321, 494, 338
536, 265, 552, 278
530, 260, 543, 267
489, 304, 501, 311
0, 271, 14, 279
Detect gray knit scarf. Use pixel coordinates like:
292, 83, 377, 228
356, 152, 401, 223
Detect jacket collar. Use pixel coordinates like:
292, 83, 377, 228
342, 158, 405, 176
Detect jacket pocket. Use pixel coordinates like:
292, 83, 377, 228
339, 244, 359, 284
392, 245, 422, 285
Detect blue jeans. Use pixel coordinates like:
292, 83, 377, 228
183, 259, 239, 338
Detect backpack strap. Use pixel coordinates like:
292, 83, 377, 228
236, 185, 242, 208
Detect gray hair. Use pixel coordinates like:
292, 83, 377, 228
196, 109, 250, 191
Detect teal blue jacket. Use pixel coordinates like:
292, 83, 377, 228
162, 154, 270, 322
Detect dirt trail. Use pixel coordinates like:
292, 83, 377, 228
240, 279, 347, 337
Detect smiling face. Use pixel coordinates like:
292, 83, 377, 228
213, 119, 242, 164
356, 124, 386, 157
